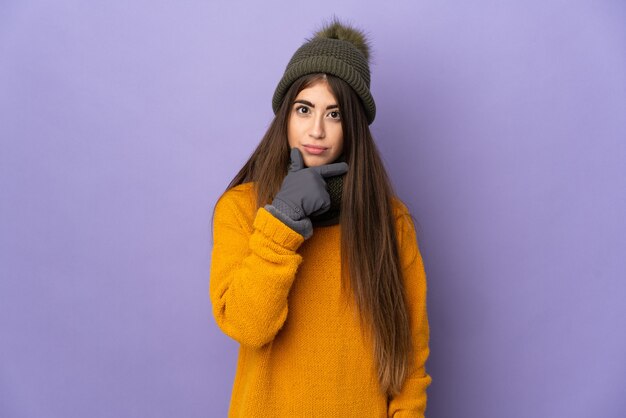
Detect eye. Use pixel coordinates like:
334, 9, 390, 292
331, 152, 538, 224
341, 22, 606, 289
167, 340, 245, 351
295, 105, 310, 114
329, 111, 341, 120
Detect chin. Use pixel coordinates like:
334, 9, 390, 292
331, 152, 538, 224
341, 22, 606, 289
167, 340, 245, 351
303, 157, 330, 168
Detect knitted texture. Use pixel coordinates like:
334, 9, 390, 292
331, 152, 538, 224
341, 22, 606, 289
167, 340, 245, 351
272, 28, 376, 124
209, 182, 431, 417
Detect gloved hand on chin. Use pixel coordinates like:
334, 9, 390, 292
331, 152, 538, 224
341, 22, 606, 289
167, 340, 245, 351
264, 147, 349, 239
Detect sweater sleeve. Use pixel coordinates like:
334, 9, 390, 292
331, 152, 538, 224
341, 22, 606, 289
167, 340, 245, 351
388, 210, 432, 418
209, 194, 305, 349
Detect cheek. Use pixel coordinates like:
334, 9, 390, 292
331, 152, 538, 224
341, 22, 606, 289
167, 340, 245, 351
334, 129, 344, 152
287, 118, 303, 145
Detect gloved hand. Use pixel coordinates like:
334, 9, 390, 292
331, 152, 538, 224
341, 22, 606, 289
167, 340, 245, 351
264, 147, 349, 239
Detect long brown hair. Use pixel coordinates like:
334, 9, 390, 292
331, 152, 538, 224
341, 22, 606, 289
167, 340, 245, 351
213, 73, 413, 397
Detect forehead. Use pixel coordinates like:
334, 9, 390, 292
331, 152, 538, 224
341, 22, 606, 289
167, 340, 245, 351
296, 80, 337, 101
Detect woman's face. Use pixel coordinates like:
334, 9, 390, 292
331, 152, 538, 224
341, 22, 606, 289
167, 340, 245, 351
287, 79, 344, 167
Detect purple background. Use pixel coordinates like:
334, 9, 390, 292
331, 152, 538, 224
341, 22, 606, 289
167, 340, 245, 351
1, 1, 625, 417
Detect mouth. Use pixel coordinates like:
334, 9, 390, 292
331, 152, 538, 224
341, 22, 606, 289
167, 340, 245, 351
302, 144, 328, 155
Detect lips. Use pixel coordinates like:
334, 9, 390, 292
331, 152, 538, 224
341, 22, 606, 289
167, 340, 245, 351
302, 145, 327, 155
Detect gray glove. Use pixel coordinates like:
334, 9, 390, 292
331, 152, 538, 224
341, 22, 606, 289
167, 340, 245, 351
264, 147, 349, 239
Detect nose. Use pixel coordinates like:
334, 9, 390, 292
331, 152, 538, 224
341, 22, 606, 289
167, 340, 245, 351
309, 114, 325, 139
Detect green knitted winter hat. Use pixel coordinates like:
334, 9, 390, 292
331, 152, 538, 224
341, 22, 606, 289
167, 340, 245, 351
272, 18, 376, 124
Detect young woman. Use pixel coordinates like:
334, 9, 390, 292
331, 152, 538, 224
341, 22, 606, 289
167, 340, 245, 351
209, 18, 431, 417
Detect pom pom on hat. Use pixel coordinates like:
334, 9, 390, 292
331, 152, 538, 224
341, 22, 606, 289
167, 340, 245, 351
309, 18, 372, 62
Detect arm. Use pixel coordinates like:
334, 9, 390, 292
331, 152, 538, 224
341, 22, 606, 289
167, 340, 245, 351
388, 210, 432, 418
209, 194, 305, 349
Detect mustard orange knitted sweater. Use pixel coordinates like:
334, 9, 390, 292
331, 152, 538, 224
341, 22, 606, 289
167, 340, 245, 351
209, 182, 431, 417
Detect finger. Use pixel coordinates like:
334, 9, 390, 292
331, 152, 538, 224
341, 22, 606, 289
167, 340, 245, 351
288, 147, 304, 172
312, 162, 349, 178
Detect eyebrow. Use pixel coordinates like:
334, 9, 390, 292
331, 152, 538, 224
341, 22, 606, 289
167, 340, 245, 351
294, 99, 339, 110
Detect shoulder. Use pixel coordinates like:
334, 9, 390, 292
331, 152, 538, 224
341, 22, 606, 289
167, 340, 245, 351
390, 195, 412, 220
213, 182, 258, 230
390, 195, 420, 257
216, 182, 256, 205
224, 181, 256, 195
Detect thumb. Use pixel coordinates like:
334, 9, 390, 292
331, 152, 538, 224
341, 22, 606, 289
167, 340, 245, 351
288, 147, 304, 172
